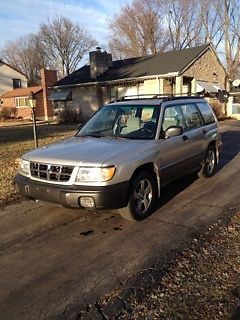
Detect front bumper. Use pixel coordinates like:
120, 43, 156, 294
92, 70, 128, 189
15, 174, 129, 209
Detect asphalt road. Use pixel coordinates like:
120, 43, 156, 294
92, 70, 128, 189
0, 123, 240, 320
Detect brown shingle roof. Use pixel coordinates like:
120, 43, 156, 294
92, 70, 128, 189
0, 86, 42, 99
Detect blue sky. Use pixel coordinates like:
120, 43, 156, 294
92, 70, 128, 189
0, 0, 129, 49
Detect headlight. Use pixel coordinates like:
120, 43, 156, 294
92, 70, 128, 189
18, 159, 30, 176
75, 166, 115, 182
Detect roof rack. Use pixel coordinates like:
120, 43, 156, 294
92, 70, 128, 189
109, 93, 204, 103
109, 90, 229, 104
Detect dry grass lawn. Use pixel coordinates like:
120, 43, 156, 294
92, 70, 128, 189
0, 123, 77, 207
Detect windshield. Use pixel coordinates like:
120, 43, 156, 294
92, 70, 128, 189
77, 104, 160, 140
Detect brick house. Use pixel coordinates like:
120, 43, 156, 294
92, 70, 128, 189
50, 43, 228, 118
0, 60, 28, 95
0, 69, 57, 120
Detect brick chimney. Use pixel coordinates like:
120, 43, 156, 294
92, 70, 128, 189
89, 47, 113, 79
40, 69, 57, 120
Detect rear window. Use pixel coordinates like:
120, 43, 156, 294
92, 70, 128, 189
197, 102, 216, 125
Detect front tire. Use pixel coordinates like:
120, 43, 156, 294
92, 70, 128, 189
119, 171, 157, 221
198, 145, 217, 178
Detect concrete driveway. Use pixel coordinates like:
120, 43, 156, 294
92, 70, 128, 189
0, 122, 240, 320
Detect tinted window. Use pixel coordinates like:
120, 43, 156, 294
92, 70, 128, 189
197, 102, 215, 125
180, 104, 202, 130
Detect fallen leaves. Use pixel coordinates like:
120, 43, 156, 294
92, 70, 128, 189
117, 212, 240, 320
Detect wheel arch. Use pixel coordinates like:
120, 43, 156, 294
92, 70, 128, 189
208, 140, 216, 149
207, 140, 219, 163
130, 162, 160, 198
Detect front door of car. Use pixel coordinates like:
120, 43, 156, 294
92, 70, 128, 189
158, 103, 204, 185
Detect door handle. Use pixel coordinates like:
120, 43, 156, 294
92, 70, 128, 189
182, 135, 189, 141
203, 128, 207, 134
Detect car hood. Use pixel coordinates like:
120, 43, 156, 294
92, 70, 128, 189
23, 136, 148, 166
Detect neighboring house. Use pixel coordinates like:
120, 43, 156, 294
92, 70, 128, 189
0, 69, 57, 120
50, 43, 228, 118
0, 60, 28, 95
227, 79, 240, 120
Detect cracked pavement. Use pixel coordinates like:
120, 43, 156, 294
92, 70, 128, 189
0, 122, 240, 320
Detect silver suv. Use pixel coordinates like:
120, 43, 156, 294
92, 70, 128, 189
15, 96, 222, 220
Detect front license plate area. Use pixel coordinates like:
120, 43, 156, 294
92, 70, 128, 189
29, 185, 61, 203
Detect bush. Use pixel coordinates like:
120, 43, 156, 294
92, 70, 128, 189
55, 107, 85, 124
210, 100, 225, 120
0, 107, 17, 120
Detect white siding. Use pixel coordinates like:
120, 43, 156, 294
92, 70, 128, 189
118, 86, 138, 98
143, 79, 159, 95
114, 80, 158, 99
0, 63, 28, 95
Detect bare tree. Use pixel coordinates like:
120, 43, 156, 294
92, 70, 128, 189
108, 0, 240, 77
1, 34, 48, 85
166, 0, 240, 77
109, 0, 168, 59
165, 0, 204, 50
219, 0, 240, 78
199, 0, 223, 48
1, 16, 97, 83
40, 16, 97, 76
109, 0, 207, 58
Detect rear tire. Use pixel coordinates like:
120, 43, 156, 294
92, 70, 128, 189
198, 145, 217, 178
119, 171, 157, 221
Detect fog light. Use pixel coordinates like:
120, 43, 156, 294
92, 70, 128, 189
79, 196, 95, 208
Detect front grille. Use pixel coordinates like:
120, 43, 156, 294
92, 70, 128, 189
30, 162, 74, 182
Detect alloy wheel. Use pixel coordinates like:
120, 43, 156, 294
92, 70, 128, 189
133, 178, 153, 214
205, 149, 216, 175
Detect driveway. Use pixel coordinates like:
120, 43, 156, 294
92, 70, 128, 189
0, 122, 240, 320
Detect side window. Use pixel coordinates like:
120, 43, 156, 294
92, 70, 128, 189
197, 102, 216, 125
180, 104, 202, 130
162, 105, 186, 131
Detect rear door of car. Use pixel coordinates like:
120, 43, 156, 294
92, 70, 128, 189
159, 101, 205, 185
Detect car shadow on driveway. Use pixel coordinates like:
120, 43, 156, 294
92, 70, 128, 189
155, 172, 198, 210
218, 130, 240, 169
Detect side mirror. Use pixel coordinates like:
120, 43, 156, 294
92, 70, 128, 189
165, 126, 183, 138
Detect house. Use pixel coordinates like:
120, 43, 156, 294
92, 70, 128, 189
0, 69, 57, 120
226, 79, 240, 119
0, 60, 28, 95
49, 43, 228, 118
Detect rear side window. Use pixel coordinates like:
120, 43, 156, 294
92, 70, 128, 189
180, 104, 202, 130
197, 102, 216, 125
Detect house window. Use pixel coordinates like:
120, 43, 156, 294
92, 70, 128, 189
13, 79, 22, 89
15, 97, 31, 108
